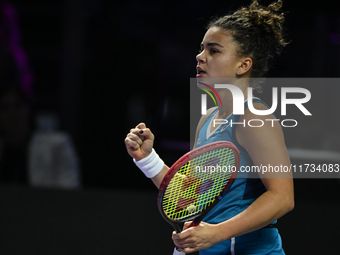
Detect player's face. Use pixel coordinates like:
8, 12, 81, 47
196, 27, 242, 78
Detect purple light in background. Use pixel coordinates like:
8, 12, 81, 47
1, 1, 34, 99
329, 32, 340, 45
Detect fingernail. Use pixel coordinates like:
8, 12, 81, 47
139, 130, 144, 134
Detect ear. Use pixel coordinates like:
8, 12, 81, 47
236, 57, 252, 76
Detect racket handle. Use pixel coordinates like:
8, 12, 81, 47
172, 224, 184, 254
188, 217, 201, 228
172, 220, 200, 254
173, 247, 186, 255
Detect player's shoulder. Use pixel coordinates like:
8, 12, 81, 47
237, 101, 283, 141
243, 101, 273, 120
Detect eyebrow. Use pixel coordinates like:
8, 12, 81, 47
200, 42, 224, 48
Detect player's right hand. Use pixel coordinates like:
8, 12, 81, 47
124, 122, 155, 161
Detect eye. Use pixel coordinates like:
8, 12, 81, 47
198, 48, 203, 53
210, 48, 218, 54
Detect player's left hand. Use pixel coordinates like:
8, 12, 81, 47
172, 221, 221, 253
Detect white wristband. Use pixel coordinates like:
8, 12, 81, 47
133, 148, 164, 178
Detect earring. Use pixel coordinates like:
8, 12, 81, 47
238, 70, 241, 74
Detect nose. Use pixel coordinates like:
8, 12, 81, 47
196, 50, 206, 64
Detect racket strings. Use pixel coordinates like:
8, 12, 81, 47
162, 147, 236, 221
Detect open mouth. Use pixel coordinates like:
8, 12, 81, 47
196, 66, 206, 75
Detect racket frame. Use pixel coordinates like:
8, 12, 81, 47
157, 141, 240, 232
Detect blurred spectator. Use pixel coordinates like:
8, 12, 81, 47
0, 1, 81, 189
0, 85, 81, 189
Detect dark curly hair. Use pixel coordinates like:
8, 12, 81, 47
208, 0, 287, 78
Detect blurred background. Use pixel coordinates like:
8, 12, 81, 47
0, 0, 339, 254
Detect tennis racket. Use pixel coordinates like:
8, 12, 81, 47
157, 141, 240, 254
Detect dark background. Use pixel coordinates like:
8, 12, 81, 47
1, 0, 340, 254
7, 0, 340, 188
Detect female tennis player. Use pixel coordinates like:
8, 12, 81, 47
124, 0, 294, 254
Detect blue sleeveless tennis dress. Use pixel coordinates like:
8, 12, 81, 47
197, 98, 285, 255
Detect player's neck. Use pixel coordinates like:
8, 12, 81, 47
215, 83, 249, 119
